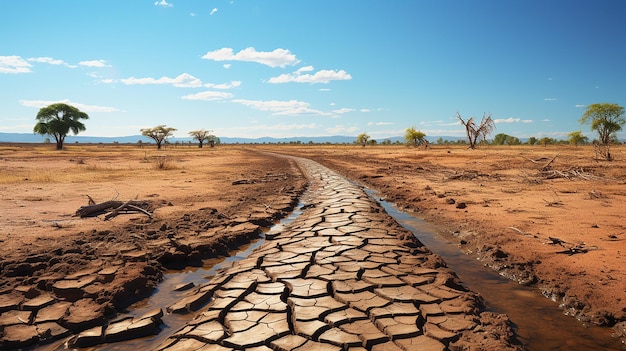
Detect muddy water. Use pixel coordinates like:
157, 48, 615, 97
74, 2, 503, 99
371, 191, 624, 351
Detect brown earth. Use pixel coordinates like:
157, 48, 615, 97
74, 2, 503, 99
1, 143, 625, 348
258, 144, 626, 332
0, 144, 307, 348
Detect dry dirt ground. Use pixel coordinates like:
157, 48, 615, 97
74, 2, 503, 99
0, 144, 307, 348
259, 144, 626, 332
1, 143, 625, 348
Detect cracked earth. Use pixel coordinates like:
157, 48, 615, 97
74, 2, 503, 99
146, 157, 521, 351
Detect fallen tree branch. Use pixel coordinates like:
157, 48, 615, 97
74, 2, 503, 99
541, 153, 559, 171
75, 200, 152, 218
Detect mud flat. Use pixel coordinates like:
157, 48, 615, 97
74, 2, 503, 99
154, 157, 521, 351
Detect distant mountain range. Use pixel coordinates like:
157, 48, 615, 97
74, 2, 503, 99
0, 132, 465, 145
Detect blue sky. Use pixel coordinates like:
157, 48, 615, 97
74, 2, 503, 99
1, 1, 625, 140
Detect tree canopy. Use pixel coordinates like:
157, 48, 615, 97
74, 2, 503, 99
355, 132, 370, 147
33, 103, 89, 150
189, 129, 215, 148
579, 103, 625, 145
404, 126, 427, 147
141, 125, 177, 149
567, 131, 588, 147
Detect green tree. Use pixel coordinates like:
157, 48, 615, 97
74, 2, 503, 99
355, 132, 370, 147
404, 126, 427, 147
141, 125, 177, 149
33, 103, 89, 150
506, 135, 521, 145
527, 136, 537, 145
579, 103, 625, 145
189, 129, 213, 148
537, 137, 555, 147
492, 133, 508, 145
567, 130, 588, 147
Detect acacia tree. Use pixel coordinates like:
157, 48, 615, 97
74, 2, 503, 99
141, 125, 177, 149
567, 131, 588, 147
33, 103, 89, 150
456, 112, 495, 149
355, 132, 370, 147
189, 129, 214, 148
404, 126, 427, 147
579, 103, 625, 145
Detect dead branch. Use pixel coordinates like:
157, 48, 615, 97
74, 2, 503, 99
541, 153, 559, 171
543, 198, 564, 207
75, 199, 152, 218
104, 200, 133, 221
507, 226, 532, 236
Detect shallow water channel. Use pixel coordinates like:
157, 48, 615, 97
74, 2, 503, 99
369, 190, 624, 351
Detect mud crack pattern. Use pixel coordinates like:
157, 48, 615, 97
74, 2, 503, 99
156, 157, 519, 351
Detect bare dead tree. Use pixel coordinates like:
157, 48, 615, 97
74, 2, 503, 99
456, 112, 495, 149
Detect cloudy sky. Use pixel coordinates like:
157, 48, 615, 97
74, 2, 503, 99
1, 1, 625, 140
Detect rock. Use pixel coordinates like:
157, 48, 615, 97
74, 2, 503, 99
456, 202, 467, 209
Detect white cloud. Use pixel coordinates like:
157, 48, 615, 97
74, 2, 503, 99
268, 66, 352, 84
154, 0, 173, 7
332, 108, 354, 114
319, 88, 331, 92
326, 125, 360, 135
575, 104, 585, 108
79, 60, 110, 68
0, 56, 32, 74
205, 80, 241, 89
210, 8, 218, 15
202, 47, 299, 68
493, 117, 532, 124
360, 109, 370, 112
190, 12, 196, 16
19, 99, 120, 112
232, 99, 330, 116
27, 57, 75, 67
181, 91, 233, 101
121, 73, 203, 87
223, 64, 231, 69
544, 98, 557, 101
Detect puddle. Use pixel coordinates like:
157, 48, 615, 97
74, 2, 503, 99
367, 189, 624, 351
